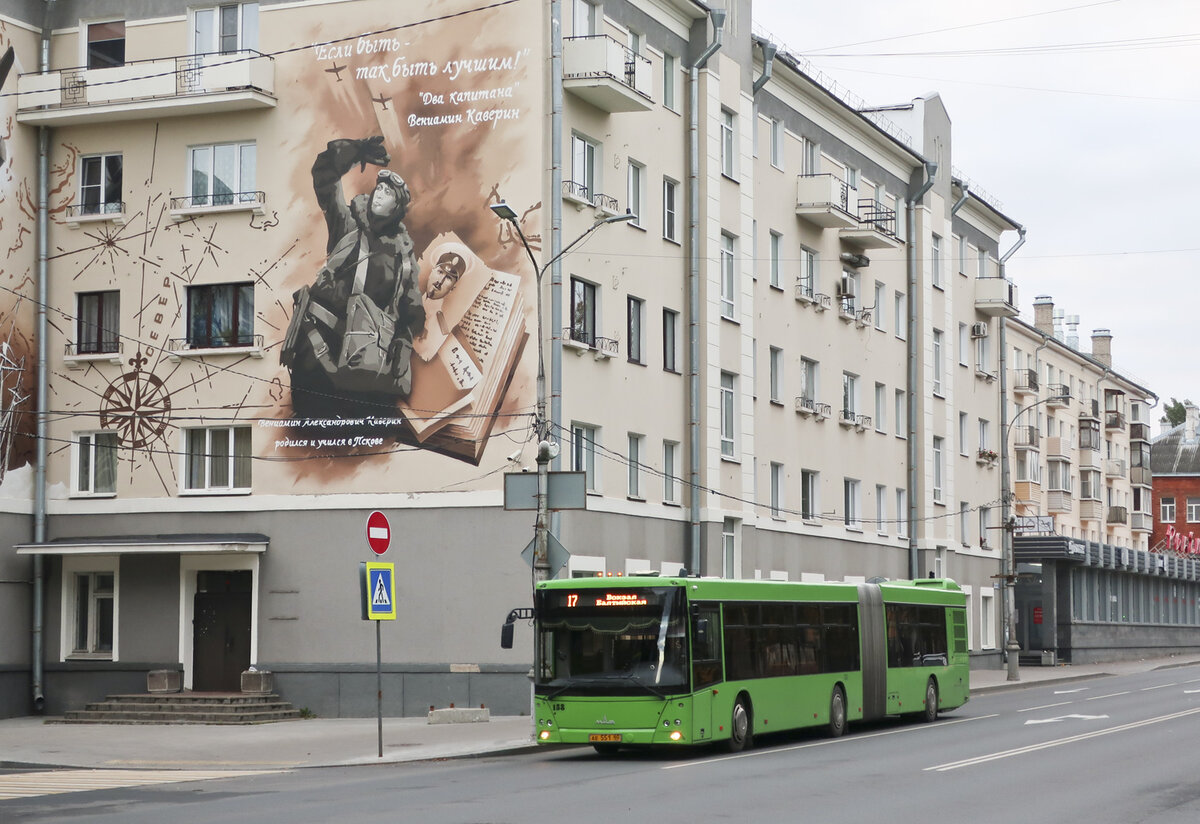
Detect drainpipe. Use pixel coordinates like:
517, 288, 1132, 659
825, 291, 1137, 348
997, 224, 1026, 682
32, 0, 56, 715
751, 41, 776, 95
905, 161, 936, 581
950, 184, 969, 215
686, 9, 724, 575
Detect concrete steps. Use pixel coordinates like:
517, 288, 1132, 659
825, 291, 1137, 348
55, 693, 302, 725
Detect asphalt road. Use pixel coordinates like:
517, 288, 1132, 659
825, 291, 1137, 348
6, 665, 1200, 824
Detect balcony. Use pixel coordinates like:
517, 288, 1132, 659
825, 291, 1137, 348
838, 408, 857, 428
1013, 425, 1040, 450
1014, 481, 1042, 508
974, 277, 1019, 318
1079, 399, 1101, 421
1046, 384, 1070, 409
1104, 459, 1127, 479
562, 35, 652, 113
1130, 422, 1151, 442
1013, 368, 1039, 397
1047, 490, 1073, 514
1078, 447, 1101, 471
1105, 410, 1126, 431
795, 395, 816, 416
1046, 436, 1072, 461
16, 50, 276, 126
1107, 505, 1128, 526
1079, 499, 1104, 522
795, 275, 815, 303
563, 327, 618, 359
839, 199, 902, 249
1130, 465, 1152, 487
795, 174, 856, 228
167, 333, 264, 361
561, 180, 620, 215
1131, 511, 1153, 532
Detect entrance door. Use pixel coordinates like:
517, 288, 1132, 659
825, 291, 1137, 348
192, 570, 252, 691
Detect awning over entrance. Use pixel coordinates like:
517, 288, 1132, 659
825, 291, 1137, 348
15, 533, 269, 555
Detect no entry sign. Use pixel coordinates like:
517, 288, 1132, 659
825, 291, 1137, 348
366, 510, 391, 555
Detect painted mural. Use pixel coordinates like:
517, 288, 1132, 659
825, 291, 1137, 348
37, 0, 544, 498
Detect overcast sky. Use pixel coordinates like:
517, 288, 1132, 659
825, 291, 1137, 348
753, 0, 1199, 417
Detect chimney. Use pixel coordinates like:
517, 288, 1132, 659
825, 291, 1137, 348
1065, 315, 1081, 350
1187, 403, 1200, 443
1053, 309, 1065, 341
1091, 328, 1112, 366
1034, 295, 1055, 336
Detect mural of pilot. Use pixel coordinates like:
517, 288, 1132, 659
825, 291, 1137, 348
282, 136, 424, 415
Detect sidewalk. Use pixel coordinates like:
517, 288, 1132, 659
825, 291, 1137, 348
3, 654, 1199, 771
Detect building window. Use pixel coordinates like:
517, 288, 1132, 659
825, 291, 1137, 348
663, 441, 678, 503
896, 488, 908, 537
720, 108, 736, 178
1188, 498, 1200, 523
979, 419, 991, 451
894, 291, 906, 340
572, 423, 599, 490
959, 412, 969, 455
569, 134, 597, 200
801, 470, 818, 520
1048, 460, 1072, 493
192, 2, 259, 55
720, 371, 736, 457
572, 0, 598, 36
184, 426, 251, 492
801, 138, 819, 175
66, 561, 117, 659
842, 372, 858, 421
931, 234, 943, 288
932, 329, 944, 395
77, 290, 120, 355
662, 308, 678, 372
79, 153, 123, 215
769, 346, 783, 403
770, 462, 784, 518
800, 357, 818, 407
663, 178, 679, 242
627, 160, 644, 226
627, 296, 644, 364
86, 21, 125, 68
895, 389, 906, 438
875, 382, 887, 432
1080, 469, 1101, 501
799, 248, 817, 299
874, 281, 886, 332
722, 518, 739, 578
980, 590, 995, 649
770, 118, 783, 168
932, 437, 944, 503
569, 277, 597, 346
75, 432, 118, 495
628, 433, 644, 499
769, 231, 782, 288
188, 141, 256, 206
186, 282, 254, 348
663, 53, 678, 111
980, 506, 993, 549
876, 485, 888, 534
720, 232, 736, 318
960, 502, 970, 545
1162, 496, 1177, 523
844, 478, 861, 528
958, 323, 969, 366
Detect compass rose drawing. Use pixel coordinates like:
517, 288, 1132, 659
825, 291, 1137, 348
97, 351, 172, 449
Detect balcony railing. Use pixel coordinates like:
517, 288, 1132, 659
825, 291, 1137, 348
839, 407, 857, 427
1013, 425, 1040, 449
562, 35, 653, 112
65, 340, 123, 357
1105, 411, 1126, 430
1079, 399, 1101, 421
1104, 458, 1127, 479
168, 333, 263, 353
563, 327, 618, 358
1106, 506, 1128, 525
1130, 422, 1151, 442
170, 190, 264, 210
65, 201, 125, 219
795, 274, 815, 302
1131, 511, 1153, 532
1130, 465, 1152, 487
1013, 368, 1038, 395
17, 50, 276, 125
839, 199, 902, 249
1046, 384, 1070, 408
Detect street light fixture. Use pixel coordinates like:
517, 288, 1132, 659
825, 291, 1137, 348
1000, 391, 1070, 682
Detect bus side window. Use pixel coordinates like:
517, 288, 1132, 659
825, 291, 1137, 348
691, 604, 723, 689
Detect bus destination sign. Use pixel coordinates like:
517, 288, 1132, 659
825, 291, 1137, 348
563, 592, 649, 608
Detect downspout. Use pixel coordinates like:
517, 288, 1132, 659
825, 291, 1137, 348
905, 161, 936, 580
997, 224, 1025, 681
549, 0, 564, 508
950, 184, 969, 215
751, 41, 776, 95
686, 9, 724, 575
32, 0, 56, 715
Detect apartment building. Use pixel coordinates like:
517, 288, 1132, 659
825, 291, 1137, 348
0, 0, 1029, 718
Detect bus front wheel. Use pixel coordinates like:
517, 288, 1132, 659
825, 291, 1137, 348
921, 679, 939, 723
727, 697, 753, 752
828, 685, 847, 737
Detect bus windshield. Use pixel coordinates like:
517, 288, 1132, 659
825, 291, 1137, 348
535, 586, 688, 697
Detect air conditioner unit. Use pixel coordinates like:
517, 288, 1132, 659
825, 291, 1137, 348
970, 322, 988, 339
837, 276, 856, 298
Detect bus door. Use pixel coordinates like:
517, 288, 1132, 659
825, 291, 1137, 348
690, 603, 722, 742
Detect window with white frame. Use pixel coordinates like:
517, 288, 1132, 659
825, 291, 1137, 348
770, 118, 783, 168
720, 371, 736, 458
663, 53, 678, 111
801, 469, 818, 520
1048, 459, 1072, 493
769, 231, 782, 288
720, 232, 736, 318
960, 502, 970, 545
844, 478, 861, 528
571, 0, 597, 36
570, 134, 598, 200
977, 248, 988, 278
1188, 498, 1200, 523
662, 308, 678, 372
769, 346, 783, 403
894, 291, 906, 339
183, 426, 251, 492
842, 372, 858, 421
895, 389, 906, 438
932, 329, 944, 394
627, 433, 644, 499
63, 556, 118, 660
876, 485, 887, 534
627, 296, 644, 364
979, 506, 992, 548
979, 419, 991, 451
663, 440, 678, 503
1080, 469, 1101, 500
958, 323, 969, 366
627, 160, 644, 226
875, 383, 886, 432
722, 517, 740, 578
572, 423, 599, 490
958, 412, 968, 455
980, 589, 995, 649
932, 436, 944, 503
976, 333, 991, 373
957, 235, 967, 274
931, 234, 943, 288
663, 178, 679, 242
76, 290, 120, 355
799, 248, 817, 299
720, 108, 736, 178
801, 138, 819, 175
770, 462, 784, 518
896, 488, 908, 537
79, 153, 123, 215
186, 282, 254, 348
192, 2, 258, 55
187, 142, 256, 206
86, 20, 125, 69
75, 431, 118, 495
874, 280, 886, 331
1162, 496, 1176, 523
569, 277, 597, 346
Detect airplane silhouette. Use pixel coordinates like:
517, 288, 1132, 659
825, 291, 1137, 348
371, 93, 390, 110
324, 61, 346, 82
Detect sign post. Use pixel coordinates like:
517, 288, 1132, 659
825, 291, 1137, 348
360, 561, 396, 758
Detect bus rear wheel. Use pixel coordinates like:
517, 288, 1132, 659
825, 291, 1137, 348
828, 685, 847, 738
921, 678, 939, 723
727, 697, 753, 752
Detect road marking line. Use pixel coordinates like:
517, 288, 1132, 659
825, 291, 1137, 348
1053, 688, 1087, 694
661, 715, 998, 771
0, 769, 281, 801
1024, 714, 1108, 726
925, 707, 1200, 772
1141, 683, 1176, 691
1086, 691, 1130, 700
1018, 701, 1074, 713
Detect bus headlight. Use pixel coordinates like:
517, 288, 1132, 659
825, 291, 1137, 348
539, 730, 552, 740
669, 731, 683, 741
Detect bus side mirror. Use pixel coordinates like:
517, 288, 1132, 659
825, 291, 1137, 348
501, 620, 515, 649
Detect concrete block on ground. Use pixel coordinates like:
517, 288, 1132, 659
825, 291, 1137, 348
241, 669, 274, 694
146, 670, 181, 693
427, 707, 490, 724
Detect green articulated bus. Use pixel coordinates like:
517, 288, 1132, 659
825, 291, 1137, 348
532, 576, 969, 752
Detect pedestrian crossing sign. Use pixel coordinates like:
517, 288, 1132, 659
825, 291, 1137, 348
360, 562, 396, 621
